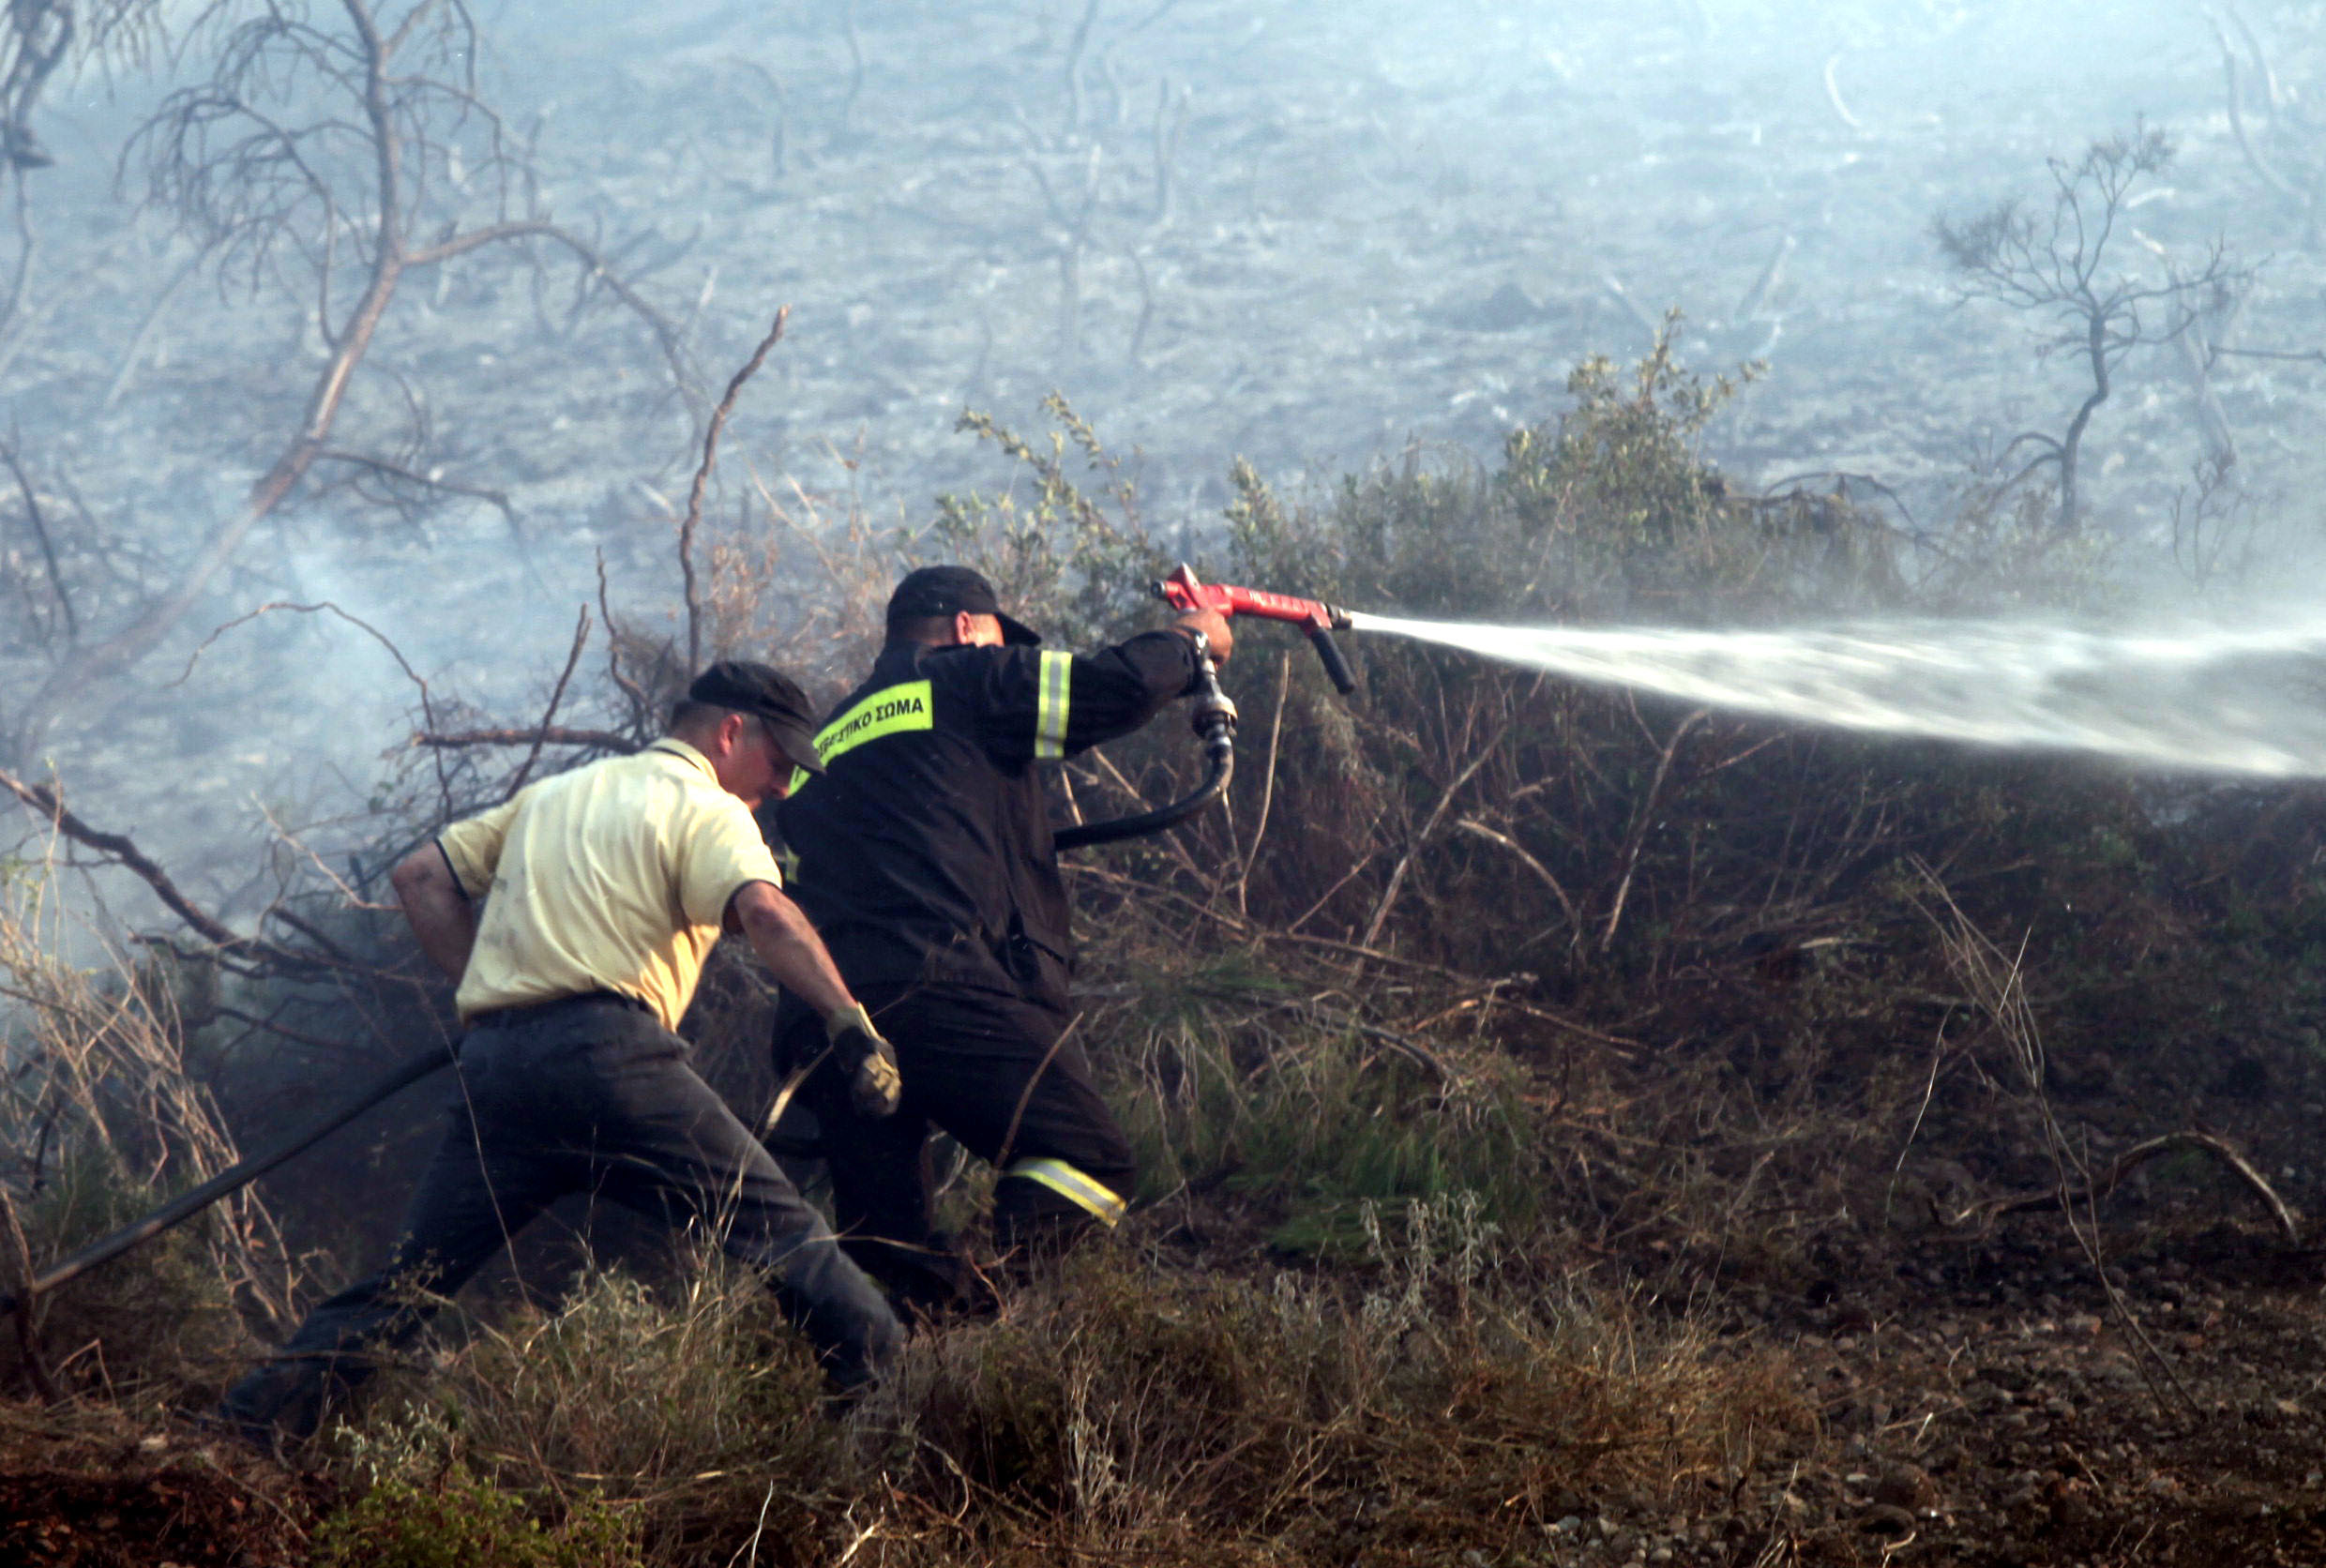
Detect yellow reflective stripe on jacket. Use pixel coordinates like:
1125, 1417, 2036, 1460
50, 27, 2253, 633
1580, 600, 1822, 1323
1004, 1156, 1126, 1227
1034, 651, 1073, 760
813, 680, 934, 766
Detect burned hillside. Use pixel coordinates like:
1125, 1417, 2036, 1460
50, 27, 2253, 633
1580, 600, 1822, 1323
6, 3, 2326, 1565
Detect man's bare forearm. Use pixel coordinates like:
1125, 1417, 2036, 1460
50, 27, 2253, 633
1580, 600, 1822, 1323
732, 881, 856, 1018
390, 846, 478, 982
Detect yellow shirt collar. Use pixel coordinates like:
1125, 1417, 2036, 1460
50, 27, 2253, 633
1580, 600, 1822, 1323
647, 737, 717, 782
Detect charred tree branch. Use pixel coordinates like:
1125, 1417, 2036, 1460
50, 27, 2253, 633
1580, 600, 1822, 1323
313, 445, 517, 524
680, 304, 790, 670
414, 725, 638, 753
0, 434, 71, 641
503, 604, 592, 800
0, 766, 245, 952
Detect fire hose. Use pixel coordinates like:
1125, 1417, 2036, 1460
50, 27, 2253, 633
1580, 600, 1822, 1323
0, 1050, 451, 1319
1, 565, 1357, 1317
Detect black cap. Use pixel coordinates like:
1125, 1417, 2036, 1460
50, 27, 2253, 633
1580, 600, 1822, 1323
687, 660, 825, 776
885, 565, 1041, 646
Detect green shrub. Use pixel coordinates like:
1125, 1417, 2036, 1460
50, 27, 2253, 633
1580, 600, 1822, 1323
1090, 958, 1546, 1256
315, 1469, 634, 1568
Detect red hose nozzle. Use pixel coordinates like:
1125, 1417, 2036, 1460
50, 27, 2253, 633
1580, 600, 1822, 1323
1153, 565, 1358, 693
1153, 564, 1352, 631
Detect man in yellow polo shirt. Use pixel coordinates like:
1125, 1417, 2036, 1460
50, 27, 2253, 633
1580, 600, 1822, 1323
218, 662, 905, 1449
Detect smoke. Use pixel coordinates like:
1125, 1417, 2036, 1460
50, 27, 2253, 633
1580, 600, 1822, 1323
1352, 610, 2326, 777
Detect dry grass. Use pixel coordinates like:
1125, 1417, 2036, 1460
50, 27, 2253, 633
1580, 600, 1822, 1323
0, 840, 284, 1399
333, 1259, 841, 1565
310, 1199, 1806, 1567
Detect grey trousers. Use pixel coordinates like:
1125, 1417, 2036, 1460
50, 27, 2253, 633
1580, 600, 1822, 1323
219, 995, 901, 1443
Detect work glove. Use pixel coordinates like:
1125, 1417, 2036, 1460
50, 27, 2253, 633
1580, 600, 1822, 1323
826, 1002, 901, 1119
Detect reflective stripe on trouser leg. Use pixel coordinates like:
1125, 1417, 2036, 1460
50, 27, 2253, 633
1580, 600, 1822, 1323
1004, 1156, 1126, 1227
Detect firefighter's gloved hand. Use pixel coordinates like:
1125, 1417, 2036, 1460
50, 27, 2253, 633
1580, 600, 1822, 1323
826, 1003, 901, 1118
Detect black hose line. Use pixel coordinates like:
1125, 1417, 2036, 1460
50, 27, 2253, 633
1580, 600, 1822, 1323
1052, 742, 1233, 850
0, 1048, 453, 1319
1055, 643, 1238, 852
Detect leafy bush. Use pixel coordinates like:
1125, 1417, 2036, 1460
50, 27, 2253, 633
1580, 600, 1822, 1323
1091, 956, 1548, 1256
315, 1469, 633, 1568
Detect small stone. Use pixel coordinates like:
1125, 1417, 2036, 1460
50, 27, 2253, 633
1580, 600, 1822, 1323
1860, 1503, 1918, 1538
1873, 1462, 1939, 1513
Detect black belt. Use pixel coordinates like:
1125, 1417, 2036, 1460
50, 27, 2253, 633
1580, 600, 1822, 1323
465, 989, 652, 1029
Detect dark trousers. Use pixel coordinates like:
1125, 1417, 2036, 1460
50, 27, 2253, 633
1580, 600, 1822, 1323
777, 983, 1139, 1316
220, 996, 900, 1443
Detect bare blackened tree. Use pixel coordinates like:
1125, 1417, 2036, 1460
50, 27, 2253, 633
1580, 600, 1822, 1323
0, 0, 161, 171
0, 1, 160, 352
0, 0, 68, 169
1934, 126, 2248, 530
1, 0, 695, 761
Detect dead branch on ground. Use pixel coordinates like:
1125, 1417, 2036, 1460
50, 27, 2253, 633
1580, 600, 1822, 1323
1598, 706, 1708, 953
2212, 12, 2318, 246
1022, 138, 1104, 365
313, 446, 517, 528
836, 0, 865, 139
0, 162, 31, 339
1150, 77, 1186, 226
1061, 0, 1102, 138
595, 550, 659, 740
99, 246, 202, 410
1939, 1129, 2300, 1245
1362, 721, 1510, 950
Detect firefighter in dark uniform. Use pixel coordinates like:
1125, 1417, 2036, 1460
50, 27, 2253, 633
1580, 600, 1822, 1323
771, 566, 1231, 1313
